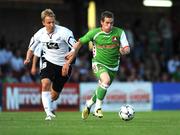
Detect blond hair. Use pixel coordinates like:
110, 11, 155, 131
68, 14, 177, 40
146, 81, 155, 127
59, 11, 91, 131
41, 9, 56, 21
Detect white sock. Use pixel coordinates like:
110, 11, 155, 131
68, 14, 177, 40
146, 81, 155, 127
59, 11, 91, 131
51, 100, 57, 111
42, 91, 52, 116
86, 98, 94, 108
94, 98, 102, 111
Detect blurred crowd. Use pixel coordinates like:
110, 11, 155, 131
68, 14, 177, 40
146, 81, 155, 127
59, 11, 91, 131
0, 15, 180, 84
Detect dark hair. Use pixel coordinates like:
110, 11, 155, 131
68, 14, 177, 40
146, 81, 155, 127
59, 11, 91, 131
101, 11, 114, 21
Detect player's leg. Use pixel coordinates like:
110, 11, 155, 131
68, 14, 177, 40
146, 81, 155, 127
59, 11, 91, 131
40, 60, 55, 120
93, 72, 110, 118
50, 65, 72, 115
41, 78, 55, 120
81, 64, 100, 120
51, 88, 60, 101
50, 87, 60, 116
50, 84, 62, 116
82, 63, 106, 119
82, 93, 96, 120
93, 66, 116, 118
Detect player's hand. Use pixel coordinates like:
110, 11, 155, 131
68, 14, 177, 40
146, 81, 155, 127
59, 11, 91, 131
24, 58, 31, 65
119, 46, 130, 55
62, 63, 70, 76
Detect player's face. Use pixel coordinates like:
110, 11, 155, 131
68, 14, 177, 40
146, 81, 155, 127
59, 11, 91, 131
42, 16, 55, 34
101, 17, 114, 33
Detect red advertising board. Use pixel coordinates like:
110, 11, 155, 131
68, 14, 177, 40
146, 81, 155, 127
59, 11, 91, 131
2, 83, 79, 111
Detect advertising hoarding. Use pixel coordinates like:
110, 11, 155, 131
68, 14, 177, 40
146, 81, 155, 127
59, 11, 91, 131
153, 83, 180, 110
2, 83, 79, 111
80, 82, 153, 112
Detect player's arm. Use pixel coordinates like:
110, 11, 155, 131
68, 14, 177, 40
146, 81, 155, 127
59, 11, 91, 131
62, 40, 83, 77
24, 49, 33, 65
64, 29, 94, 74
62, 41, 82, 77
31, 43, 42, 74
65, 40, 82, 65
119, 31, 130, 55
31, 55, 39, 75
65, 30, 93, 64
24, 33, 40, 65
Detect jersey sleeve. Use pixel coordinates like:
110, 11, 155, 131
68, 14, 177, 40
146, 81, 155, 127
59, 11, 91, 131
28, 31, 41, 51
79, 29, 94, 45
63, 29, 77, 49
34, 44, 42, 57
120, 31, 129, 48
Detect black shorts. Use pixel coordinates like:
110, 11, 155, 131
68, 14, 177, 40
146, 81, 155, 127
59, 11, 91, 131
40, 60, 72, 93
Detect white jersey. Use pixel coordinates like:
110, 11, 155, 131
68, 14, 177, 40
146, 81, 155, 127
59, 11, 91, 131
29, 25, 76, 66
34, 43, 42, 58
34, 43, 43, 69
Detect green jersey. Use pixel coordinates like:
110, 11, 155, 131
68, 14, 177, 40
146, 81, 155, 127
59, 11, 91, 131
79, 27, 129, 71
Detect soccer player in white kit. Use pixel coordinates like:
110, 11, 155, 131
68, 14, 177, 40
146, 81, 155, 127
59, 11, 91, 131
24, 9, 76, 120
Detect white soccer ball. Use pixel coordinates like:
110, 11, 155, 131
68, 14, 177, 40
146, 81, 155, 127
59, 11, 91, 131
119, 104, 135, 121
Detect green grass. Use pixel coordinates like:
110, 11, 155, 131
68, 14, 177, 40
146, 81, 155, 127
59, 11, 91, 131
0, 111, 180, 135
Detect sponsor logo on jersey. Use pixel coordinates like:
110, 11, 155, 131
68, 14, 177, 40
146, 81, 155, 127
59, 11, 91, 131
46, 42, 59, 49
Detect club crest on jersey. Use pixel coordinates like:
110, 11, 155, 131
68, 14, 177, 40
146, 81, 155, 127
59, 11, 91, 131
112, 36, 118, 42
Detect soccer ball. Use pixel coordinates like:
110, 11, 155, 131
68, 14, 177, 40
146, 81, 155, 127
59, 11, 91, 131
119, 104, 135, 121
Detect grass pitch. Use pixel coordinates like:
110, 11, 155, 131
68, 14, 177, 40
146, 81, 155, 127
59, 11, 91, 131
0, 111, 180, 135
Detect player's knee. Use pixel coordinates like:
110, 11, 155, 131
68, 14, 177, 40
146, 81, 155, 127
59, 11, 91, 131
99, 80, 110, 89
42, 83, 51, 91
100, 73, 111, 86
41, 80, 51, 91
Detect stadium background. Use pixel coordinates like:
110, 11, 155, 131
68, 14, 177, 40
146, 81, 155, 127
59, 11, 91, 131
0, 0, 180, 112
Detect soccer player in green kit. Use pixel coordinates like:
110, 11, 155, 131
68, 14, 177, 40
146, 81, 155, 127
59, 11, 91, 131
65, 11, 130, 119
